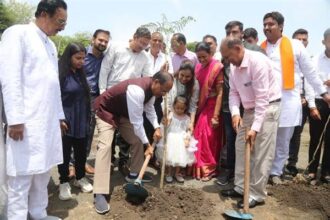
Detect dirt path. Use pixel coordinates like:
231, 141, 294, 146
47, 124, 330, 220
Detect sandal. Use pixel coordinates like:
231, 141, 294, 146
174, 174, 184, 183
305, 173, 317, 183
165, 175, 173, 183
320, 175, 330, 184
201, 176, 213, 182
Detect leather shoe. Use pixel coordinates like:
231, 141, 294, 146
237, 199, 265, 209
221, 189, 243, 198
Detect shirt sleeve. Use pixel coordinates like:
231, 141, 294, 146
250, 60, 271, 132
99, 45, 115, 93
228, 68, 241, 117
167, 55, 174, 74
189, 79, 200, 114
144, 96, 160, 129
0, 26, 25, 125
126, 85, 149, 144
296, 42, 327, 95
304, 79, 316, 108
142, 55, 153, 77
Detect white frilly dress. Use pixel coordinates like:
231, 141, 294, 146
156, 112, 197, 167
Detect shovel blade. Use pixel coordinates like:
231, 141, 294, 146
224, 210, 253, 219
124, 182, 149, 200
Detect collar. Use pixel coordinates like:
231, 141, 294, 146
238, 50, 248, 69
30, 22, 48, 43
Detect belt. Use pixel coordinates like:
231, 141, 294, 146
269, 98, 281, 104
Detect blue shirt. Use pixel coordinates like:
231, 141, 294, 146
84, 46, 104, 96
61, 72, 89, 138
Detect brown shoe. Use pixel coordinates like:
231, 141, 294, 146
85, 164, 95, 174
68, 165, 76, 178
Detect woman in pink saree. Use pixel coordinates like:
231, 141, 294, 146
193, 42, 224, 181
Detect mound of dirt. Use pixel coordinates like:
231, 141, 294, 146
109, 185, 216, 220
269, 183, 330, 218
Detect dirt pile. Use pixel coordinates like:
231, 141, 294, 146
269, 183, 330, 218
110, 185, 215, 220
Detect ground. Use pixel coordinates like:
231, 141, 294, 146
47, 124, 330, 220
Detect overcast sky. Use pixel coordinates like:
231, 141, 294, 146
18, 0, 330, 55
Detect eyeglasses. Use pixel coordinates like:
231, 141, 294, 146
56, 18, 67, 26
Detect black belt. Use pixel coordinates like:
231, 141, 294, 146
269, 98, 281, 104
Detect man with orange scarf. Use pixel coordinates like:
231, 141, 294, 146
261, 11, 330, 185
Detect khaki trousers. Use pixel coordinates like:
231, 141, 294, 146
234, 102, 280, 202
93, 116, 144, 194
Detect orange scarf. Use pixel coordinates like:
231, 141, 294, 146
261, 36, 294, 90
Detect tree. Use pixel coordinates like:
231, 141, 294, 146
5, 0, 35, 24
186, 41, 198, 52
0, 0, 35, 35
51, 32, 92, 56
142, 14, 195, 53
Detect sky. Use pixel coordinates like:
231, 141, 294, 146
18, 0, 330, 55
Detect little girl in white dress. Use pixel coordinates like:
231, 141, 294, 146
157, 96, 196, 183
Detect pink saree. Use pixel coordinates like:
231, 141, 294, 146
193, 59, 224, 180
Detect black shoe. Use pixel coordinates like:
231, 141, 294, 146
118, 164, 130, 176
221, 189, 243, 198
320, 175, 330, 184
285, 165, 298, 176
237, 199, 265, 209
125, 173, 153, 183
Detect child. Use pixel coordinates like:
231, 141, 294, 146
157, 96, 196, 183
57, 42, 93, 200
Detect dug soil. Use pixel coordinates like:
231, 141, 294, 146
109, 185, 215, 220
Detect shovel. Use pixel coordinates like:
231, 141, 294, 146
224, 139, 253, 220
124, 142, 155, 202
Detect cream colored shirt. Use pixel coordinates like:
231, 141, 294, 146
99, 42, 153, 92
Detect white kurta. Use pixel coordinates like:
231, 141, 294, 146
264, 38, 326, 127
0, 23, 65, 176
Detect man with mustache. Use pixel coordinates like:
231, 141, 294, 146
0, 0, 67, 219
261, 11, 330, 185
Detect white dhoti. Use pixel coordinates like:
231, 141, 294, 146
7, 171, 50, 220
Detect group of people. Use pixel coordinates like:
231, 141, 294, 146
0, 0, 329, 219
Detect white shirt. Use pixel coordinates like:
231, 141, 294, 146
264, 37, 326, 127
0, 23, 64, 176
99, 42, 153, 92
127, 85, 159, 144
147, 50, 174, 75
305, 52, 330, 108
213, 51, 222, 62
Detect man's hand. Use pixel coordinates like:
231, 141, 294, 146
310, 108, 321, 120
301, 97, 307, 106
245, 129, 257, 152
60, 120, 69, 136
153, 127, 162, 141
324, 79, 330, 87
160, 61, 169, 72
322, 93, 330, 107
232, 115, 243, 133
144, 143, 154, 157
8, 124, 24, 141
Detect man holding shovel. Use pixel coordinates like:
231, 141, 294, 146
220, 36, 281, 208
93, 71, 173, 213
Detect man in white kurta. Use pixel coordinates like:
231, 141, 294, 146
0, 1, 67, 219
262, 11, 330, 184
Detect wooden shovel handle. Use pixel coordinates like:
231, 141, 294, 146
137, 142, 156, 180
243, 139, 251, 213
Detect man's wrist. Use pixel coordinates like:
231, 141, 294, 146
320, 92, 328, 98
